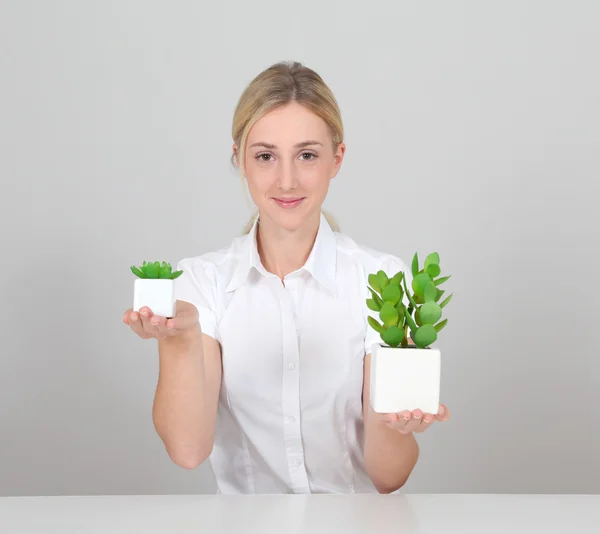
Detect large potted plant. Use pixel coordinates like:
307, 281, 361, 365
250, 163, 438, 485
131, 261, 183, 319
366, 252, 453, 414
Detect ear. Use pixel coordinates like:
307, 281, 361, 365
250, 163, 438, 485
232, 144, 239, 166
331, 142, 346, 179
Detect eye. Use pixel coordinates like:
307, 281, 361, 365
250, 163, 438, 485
300, 152, 317, 161
255, 152, 274, 162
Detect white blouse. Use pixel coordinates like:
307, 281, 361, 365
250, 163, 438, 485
174, 213, 412, 494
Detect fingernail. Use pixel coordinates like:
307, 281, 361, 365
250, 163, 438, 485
131, 314, 137, 321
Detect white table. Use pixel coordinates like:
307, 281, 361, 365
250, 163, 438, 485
0, 494, 598, 533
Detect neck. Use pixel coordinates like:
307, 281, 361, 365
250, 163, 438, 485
256, 211, 320, 281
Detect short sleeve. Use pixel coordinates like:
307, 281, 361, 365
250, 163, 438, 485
364, 254, 413, 354
174, 258, 219, 341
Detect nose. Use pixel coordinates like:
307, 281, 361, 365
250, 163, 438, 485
277, 159, 298, 191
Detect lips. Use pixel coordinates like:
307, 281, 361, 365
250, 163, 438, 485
273, 197, 304, 208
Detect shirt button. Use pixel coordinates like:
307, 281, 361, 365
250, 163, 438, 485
295, 459, 302, 467
288, 362, 296, 370
287, 415, 296, 423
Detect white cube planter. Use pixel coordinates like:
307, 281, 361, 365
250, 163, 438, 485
370, 343, 441, 414
133, 279, 175, 318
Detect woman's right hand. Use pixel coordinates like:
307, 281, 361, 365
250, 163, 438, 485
123, 300, 199, 340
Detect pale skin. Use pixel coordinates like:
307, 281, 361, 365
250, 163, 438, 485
122, 101, 450, 491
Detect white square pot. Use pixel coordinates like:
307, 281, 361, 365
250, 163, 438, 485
133, 279, 175, 318
369, 343, 441, 414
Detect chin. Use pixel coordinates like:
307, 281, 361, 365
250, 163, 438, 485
265, 202, 315, 231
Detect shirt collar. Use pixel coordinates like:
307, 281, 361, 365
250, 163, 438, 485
226, 212, 338, 297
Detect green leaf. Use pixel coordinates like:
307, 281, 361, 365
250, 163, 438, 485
415, 306, 422, 326
436, 289, 445, 302
412, 273, 432, 298
439, 293, 453, 309
170, 270, 183, 280
426, 263, 441, 278
159, 263, 172, 279
144, 262, 160, 278
390, 270, 404, 287
434, 318, 448, 332
404, 307, 418, 332
382, 284, 401, 305
402, 271, 418, 309
424, 281, 437, 302
419, 301, 443, 325
379, 302, 399, 328
366, 298, 380, 312
424, 252, 440, 269
369, 287, 384, 308
377, 270, 390, 291
368, 316, 384, 333
434, 275, 451, 286
413, 324, 438, 348
381, 325, 405, 347
368, 273, 382, 294
130, 266, 147, 278
411, 252, 419, 277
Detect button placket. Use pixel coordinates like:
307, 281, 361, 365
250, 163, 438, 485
285, 276, 302, 342
279, 280, 309, 493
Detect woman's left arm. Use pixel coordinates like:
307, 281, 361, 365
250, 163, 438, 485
362, 351, 451, 494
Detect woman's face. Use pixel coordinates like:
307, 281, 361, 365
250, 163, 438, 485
236, 102, 345, 231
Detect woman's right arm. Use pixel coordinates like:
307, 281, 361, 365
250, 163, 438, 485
124, 299, 222, 469
153, 325, 222, 469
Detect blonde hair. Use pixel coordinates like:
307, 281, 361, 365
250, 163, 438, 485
231, 61, 343, 234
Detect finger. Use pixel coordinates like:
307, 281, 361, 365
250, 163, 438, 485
416, 412, 435, 433
167, 301, 199, 332
383, 413, 399, 424
128, 311, 152, 339
403, 410, 429, 433
139, 307, 161, 338
150, 314, 169, 340
400, 410, 412, 424
411, 409, 423, 424
387, 410, 413, 433
422, 413, 435, 425
434, 403, 451, 422
123, 308, 133, 325
402, 409, 424, 433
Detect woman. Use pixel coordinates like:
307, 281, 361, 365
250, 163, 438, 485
123, 61, 450, 494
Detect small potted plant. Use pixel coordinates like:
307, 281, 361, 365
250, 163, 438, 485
131, 261, 183, 319
366, 252, 453, 414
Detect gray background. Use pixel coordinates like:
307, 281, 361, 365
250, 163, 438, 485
1, 0, 598, 497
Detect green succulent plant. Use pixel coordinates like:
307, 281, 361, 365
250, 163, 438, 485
366, 252, 453, 349
130, 261, 183, 280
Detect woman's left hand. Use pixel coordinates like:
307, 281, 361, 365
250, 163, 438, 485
380, 403, 451, 434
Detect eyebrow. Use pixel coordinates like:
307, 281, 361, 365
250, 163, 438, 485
248, 140, 324, 149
